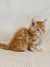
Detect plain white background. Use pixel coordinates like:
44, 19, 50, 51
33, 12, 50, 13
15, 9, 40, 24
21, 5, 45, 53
0, 0, 50, 44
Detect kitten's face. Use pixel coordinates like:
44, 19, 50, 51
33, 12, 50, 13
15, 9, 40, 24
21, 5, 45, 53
33, 21, 45, 37
29, 19, 46, 38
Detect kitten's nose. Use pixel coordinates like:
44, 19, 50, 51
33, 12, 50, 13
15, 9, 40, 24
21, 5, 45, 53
40, 32, 41, 35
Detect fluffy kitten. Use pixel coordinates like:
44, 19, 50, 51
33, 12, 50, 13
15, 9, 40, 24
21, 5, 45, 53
0, 18, 47, 52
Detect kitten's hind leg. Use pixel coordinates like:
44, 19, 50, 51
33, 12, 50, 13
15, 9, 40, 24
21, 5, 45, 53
14, 47, 27, 52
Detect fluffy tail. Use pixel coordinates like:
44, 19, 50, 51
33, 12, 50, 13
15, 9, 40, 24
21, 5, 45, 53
0, 43, 9, 50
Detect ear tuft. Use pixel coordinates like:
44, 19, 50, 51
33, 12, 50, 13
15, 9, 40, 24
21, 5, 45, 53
43, 19, 47, 23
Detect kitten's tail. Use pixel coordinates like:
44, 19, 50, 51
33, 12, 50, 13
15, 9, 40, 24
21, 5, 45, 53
0, 43, 9, 50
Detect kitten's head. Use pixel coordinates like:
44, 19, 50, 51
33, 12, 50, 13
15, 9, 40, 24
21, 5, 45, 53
29, 18, 47, 38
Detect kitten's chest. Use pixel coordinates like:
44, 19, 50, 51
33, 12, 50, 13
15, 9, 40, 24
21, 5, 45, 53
33, 38, 40, 45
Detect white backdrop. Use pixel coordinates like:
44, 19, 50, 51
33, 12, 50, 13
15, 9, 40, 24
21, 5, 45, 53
0, 0, 50, 44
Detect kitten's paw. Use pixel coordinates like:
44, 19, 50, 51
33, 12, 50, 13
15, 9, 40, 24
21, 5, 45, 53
37, 48, 42, 51
30, 48, 34, 52
22, 48, 28, 52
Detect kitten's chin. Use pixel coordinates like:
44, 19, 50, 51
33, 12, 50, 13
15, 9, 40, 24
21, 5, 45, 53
36, 34, 43, 38
37, 35, 41, 38
36, 34, 42, 38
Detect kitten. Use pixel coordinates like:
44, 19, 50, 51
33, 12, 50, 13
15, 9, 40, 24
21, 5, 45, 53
0, 18, 47, 52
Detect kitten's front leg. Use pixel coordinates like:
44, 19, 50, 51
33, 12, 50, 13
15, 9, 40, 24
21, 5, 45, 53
35, 44, 42, 51
28, 37, 35, 52
35, 39, 42, 51
29, 42, 34, 52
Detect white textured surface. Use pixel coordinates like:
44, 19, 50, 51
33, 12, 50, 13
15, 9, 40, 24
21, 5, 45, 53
0, 49, 50, 67
0, 0, 50, 67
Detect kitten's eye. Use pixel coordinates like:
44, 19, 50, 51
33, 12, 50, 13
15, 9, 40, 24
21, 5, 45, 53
37, 29, 39, 31
41, 29, 44, 31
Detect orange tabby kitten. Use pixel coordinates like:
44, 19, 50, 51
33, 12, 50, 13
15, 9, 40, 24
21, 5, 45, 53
0, 18, 47, 52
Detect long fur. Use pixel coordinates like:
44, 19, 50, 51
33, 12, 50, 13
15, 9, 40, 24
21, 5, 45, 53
0, 19, 46, 52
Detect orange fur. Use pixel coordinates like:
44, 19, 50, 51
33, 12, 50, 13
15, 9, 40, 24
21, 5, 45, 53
0, 19, 46, 52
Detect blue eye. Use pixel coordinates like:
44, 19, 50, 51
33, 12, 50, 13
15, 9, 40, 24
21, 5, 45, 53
37, 29, 39, 31
42, 29, 44, 31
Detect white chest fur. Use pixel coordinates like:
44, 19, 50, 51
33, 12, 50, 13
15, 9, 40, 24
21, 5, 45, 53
33, 38, 41, 46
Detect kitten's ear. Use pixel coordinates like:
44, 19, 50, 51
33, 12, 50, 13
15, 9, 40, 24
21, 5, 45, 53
31, 18, 35, 27
43, 19, 47, 24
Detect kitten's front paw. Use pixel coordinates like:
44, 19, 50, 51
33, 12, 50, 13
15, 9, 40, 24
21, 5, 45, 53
30, 48, 34, 52
37, 48, 42, 51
